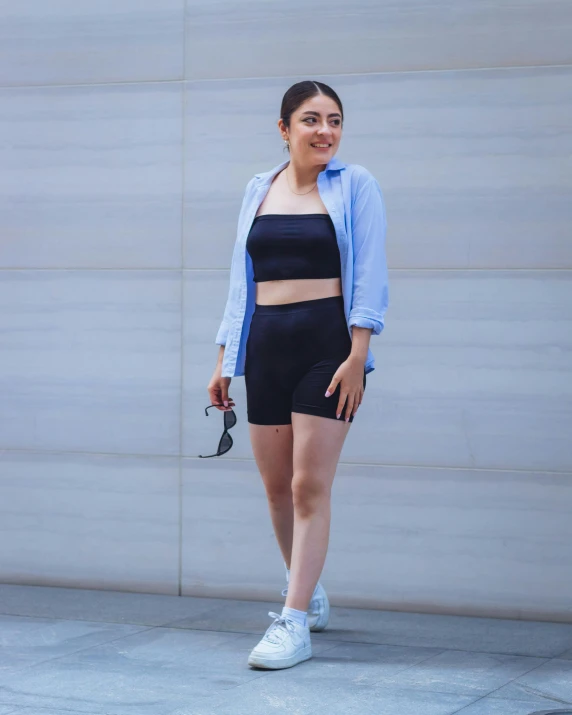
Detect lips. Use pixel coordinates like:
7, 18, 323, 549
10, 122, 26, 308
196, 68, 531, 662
311, 143, 331, 148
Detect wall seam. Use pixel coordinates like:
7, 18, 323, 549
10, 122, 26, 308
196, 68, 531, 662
177, 0, 188, 599
1, 61, 571, 90
1, 448, 570, 476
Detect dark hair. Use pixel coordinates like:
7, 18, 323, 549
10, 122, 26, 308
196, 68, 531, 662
280, 81, 344, 131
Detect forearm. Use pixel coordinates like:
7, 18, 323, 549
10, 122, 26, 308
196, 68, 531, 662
349, 326, 372, 364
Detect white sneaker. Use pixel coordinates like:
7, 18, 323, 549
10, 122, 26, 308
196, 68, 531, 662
247, 612, 312, 670
307, 581, 330, 632
282, 566, 330, 632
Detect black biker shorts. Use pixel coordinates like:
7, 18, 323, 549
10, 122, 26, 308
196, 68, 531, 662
244, 295, 366, 425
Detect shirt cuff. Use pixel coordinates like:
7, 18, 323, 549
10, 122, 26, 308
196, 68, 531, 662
349, 310, 384, 336
215, 321, 229, 346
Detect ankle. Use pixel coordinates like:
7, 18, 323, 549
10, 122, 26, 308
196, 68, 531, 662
281, 606, 307, 628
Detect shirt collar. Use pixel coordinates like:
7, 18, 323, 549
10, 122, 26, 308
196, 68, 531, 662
254, 156, 347, 185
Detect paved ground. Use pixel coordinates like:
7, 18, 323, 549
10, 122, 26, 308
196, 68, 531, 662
0, 584, 571, 715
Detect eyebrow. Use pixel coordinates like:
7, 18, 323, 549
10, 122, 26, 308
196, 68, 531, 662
301, 110, 342, 118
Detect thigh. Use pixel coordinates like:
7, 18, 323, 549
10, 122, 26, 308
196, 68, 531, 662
291, 412, 350, 491
249, 423, 294, 495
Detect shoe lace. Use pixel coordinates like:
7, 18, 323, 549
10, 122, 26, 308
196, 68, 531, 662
263, 612, 297, 644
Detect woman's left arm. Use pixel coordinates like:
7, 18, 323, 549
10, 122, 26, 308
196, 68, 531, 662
348, 174, 388, 336
325, 174, 388, 422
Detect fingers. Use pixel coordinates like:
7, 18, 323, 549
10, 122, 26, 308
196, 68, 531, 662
344, 394, 355, 422
208, 384, 235, 411
336, 391, 348, 420
325, 380, 362, 422
325, 374, 340, 400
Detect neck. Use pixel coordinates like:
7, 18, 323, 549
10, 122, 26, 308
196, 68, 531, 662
285, 157, 326, 187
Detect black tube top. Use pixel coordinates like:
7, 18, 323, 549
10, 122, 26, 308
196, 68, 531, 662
245, 213, 341, 283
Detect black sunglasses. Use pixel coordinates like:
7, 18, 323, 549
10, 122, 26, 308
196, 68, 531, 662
198, 404, 237, 458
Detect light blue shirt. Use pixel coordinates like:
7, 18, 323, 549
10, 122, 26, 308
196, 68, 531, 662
216, 156, 388, 378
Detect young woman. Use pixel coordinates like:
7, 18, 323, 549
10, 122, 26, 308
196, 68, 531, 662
207, 80, 388, 670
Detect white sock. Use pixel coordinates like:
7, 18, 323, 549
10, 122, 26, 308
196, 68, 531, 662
281, 606, 307, 628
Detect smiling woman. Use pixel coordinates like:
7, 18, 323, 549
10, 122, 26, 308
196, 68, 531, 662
207, 80, 388, 671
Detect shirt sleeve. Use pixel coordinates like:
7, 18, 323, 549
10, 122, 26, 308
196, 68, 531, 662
215, 178, 255, 346
214, 233, 241, 345
348, 175, 388, 336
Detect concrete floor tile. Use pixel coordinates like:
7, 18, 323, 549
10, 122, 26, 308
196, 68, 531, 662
491, 658, 572, 706
0, 585, 216, 628
0, 615, 148, 680
454, 695, 572, 714
250, 641, 445, 686
0, 627, 265, 714
4, 709, 103, 715
167, 678, 478, 715
372, 649, 548, 696
316, 607, 572, 657
164, 598, 286, 634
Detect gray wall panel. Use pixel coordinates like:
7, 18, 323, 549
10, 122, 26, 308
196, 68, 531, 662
1, 0, 570, 618
182, 458, 572, 622
185, 67, 572, 270
0, 83, 183, 269
0, 271, 182, 455
186, 0, 572, 80
351, 270, 572, 471
0, 0, 185, 86
185, 270, 572, 472
0, 452, 180, 594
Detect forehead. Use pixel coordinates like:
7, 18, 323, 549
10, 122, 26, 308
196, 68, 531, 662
295, 94, 341, 115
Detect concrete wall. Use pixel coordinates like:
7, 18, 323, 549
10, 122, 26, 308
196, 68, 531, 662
1, 1, 571, 622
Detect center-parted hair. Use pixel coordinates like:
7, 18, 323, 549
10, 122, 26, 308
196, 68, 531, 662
280, 81, 344, 131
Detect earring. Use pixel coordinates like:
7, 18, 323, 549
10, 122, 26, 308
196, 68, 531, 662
284, 139, 290, 151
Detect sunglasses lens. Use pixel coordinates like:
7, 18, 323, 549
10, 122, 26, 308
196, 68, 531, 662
224, 409, 237, 429
218, 432, 233, 455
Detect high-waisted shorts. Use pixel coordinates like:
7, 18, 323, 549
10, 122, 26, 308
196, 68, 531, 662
244, 295, 366, 425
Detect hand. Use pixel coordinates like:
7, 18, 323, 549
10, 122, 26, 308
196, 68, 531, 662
324, 356, 365, 422
207, 364, 235, 412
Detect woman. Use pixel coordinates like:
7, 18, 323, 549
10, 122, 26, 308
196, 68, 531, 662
207, 80, 388, 670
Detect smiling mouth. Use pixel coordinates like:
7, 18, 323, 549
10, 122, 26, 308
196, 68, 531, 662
311, 143, 331, 148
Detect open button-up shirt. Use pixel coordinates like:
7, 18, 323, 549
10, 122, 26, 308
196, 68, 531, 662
215, 156, 388, 378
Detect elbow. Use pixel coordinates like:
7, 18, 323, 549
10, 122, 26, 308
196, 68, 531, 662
349, 309, 384, 336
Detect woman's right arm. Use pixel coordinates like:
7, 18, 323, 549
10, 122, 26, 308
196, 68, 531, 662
208, 177, 255, 410
214, 177, 256, 347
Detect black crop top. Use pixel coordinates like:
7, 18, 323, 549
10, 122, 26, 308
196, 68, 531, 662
246, 213, 341, 283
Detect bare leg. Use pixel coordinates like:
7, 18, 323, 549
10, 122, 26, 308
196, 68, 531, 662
285, 412, 351, 612
249, 423, 295, 568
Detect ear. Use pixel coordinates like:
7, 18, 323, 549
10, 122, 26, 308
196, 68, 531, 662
277, 118, 288, 141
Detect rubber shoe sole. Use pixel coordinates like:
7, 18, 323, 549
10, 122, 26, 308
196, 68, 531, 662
248, 644, 312, 670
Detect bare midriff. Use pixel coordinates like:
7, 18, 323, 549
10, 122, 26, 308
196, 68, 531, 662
255, 277, 342, 306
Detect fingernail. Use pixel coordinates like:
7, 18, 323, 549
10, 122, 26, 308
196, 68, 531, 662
223, 401, 228, 407
345, 417, 349, 422
336, 414, 340, 419
325, 391, 330, 398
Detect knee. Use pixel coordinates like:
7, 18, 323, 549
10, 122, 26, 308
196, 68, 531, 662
264, 475, 293, 506
291, 473, 330, 516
